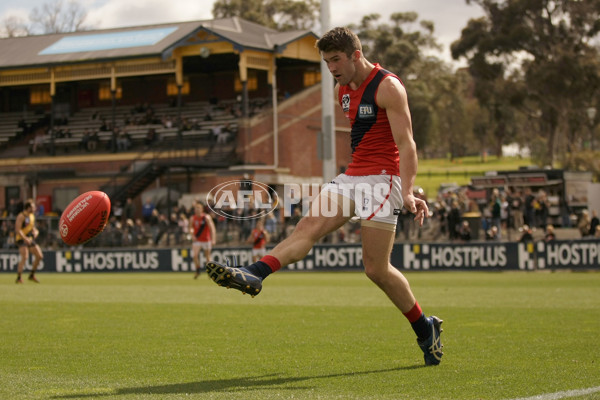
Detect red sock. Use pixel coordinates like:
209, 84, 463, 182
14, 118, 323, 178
260, 255, 282, 272
403, 301, 423, 323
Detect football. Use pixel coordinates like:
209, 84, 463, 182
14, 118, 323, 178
59, 191, 111, 245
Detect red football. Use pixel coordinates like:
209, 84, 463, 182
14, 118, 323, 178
59, 191, 111, 245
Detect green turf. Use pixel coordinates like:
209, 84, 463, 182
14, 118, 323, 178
1, 271, 599, 400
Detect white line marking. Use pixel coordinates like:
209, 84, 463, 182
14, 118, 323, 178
509, 386, 600, 400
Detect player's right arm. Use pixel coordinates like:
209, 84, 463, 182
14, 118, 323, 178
15, 213, 31, 245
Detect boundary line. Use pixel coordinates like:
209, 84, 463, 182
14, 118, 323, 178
509, 386, 600, 400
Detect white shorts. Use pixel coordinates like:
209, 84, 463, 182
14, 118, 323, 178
321, 173, 403, 227
251, 247, 267, 258
192, 241, 212, 251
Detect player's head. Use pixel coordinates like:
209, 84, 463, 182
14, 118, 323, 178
23, 201, 35, 213
194, 202, 204, 214
316, 27, 363, 86
316, 27, 362, 58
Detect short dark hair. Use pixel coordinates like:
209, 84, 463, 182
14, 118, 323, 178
315, 27, 362, 58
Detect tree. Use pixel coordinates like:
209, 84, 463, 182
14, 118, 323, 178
1, 15, 29, 37
351, 13, 476, 160
0, 0, 90, 37
452, 0, 600, 166
212, 0, 319, 31
29, 0, 89, 34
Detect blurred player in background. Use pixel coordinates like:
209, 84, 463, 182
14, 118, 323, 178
247, 218, 269, 262
15, 200, 43, 283
190, 202, 216, 279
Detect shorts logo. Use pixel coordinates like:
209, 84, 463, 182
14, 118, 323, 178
393, 209, 402, 215
342, 94, 350, 112
358, 103, 376, 120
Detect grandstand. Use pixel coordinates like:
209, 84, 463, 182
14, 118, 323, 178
0, 17, 343, 223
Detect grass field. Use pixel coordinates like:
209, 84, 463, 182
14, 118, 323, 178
1, 271, 599, 400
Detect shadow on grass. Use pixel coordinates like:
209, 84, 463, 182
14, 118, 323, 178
52, 365, 425, 398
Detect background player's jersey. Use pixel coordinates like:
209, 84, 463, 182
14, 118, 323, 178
191, 213, 211, 242
16, 213, 35, 242
338, 63, 401, 176
250, 229, 266, 249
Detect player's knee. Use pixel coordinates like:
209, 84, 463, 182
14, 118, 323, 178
363, 261, 388, 285
292, 217, 322, 241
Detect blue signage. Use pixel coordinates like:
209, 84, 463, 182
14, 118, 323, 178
39, 27, 178, 55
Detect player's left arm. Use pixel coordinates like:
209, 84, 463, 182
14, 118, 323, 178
207, 214, 217, 245
376, 76, 428, 226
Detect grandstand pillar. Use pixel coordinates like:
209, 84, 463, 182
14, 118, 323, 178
242, 81, 249, 118
49, 73, 56, 155
177, 85, 183, 143
111, 90, 117, 153
49, 95, 56, 156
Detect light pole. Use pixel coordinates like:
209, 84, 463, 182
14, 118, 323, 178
587, 106, 596, 151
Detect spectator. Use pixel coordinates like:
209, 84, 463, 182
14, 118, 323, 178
142, 198, 155, 223
588, 210, 599, 237
145, 128, 158, 147
459, 220, 471, 242
535, 190, 550, 230
116, 129, 131, 151
519, 224, 534, 244
88, 130, 99, 151
524, 188, 536, 228
177, 212, 190, 244
123, 197, 136, 222
447, 200, 461, 241
485, 226, 499, 241
544, 224, 556, 242
510, 189, 524, 230
112, 201, 123, 221
80, 129, 91, 151
490, 188, 502, 238
577, 210, 590, 238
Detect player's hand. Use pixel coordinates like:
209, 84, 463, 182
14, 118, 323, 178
403, 194, 429, 226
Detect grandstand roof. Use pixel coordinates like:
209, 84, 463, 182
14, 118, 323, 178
0, 17, 318, 70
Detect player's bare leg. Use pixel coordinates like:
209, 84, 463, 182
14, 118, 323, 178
361, 223, 443, 365
27, 244, 42, 283
207, 192, 351, 295
16, 246, 28, 284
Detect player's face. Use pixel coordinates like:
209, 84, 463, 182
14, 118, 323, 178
195, 204, 203, 214
321, 50, 356, 86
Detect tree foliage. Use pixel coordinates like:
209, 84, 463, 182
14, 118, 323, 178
0, 0, 90, 37
452, 0, 600, 166
212, 0, 319, 31
29, 0, 89, 34
351, 13, 477, 159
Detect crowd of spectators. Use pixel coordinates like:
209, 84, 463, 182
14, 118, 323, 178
27, 99, 247, 156
406, 185, 599, 244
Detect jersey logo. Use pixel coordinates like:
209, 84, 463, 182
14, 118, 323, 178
342, 94, 350, 112
358, 103, 376, 120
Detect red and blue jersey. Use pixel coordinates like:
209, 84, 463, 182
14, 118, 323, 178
338, 64, 401, 176
191, 213, 211, 242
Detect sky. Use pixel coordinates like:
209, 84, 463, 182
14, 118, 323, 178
0, 0, 485, 66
